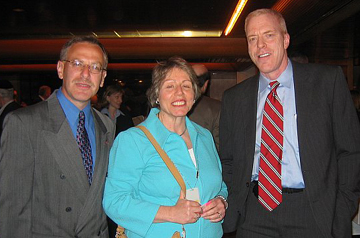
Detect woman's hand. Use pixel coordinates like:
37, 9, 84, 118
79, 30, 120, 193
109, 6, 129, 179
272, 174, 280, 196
200, 197, 227, 222
170, 197, 202, 224
154, 193, 202, 224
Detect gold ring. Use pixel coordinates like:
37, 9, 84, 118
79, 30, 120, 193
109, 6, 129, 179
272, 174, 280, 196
217, 212, 221, 219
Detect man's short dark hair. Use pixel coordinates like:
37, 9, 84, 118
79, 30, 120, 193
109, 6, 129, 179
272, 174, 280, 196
197, 72, 211, 88
38, 85, 50, 97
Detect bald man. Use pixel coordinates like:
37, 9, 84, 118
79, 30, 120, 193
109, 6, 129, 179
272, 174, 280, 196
188, 64, 221, 150
31, 85, 52, 105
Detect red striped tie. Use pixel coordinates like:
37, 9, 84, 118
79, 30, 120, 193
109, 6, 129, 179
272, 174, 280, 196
258, 81, 283, 211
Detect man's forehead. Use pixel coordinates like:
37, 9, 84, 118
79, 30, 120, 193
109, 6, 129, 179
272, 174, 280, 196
247, 13, 276, 26
67, 43, 104, 62
246, 17, 280, 35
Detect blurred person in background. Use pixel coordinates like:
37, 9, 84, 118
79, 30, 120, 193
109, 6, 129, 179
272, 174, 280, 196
32, 85, 52, 104
0, 79, 21, 139
100, 83, 134, 137
188, 64, 221, 151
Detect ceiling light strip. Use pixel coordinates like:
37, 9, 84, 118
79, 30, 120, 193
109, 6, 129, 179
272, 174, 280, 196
94, 30, 222, 38
114, 31, 121, 38
224, 0, 249, 36
272, 0, 293, 12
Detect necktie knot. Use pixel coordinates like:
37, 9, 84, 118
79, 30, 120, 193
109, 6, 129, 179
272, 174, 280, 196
78, 111, 85, 129
79, 111, 85, 121
269, 81, 280, 92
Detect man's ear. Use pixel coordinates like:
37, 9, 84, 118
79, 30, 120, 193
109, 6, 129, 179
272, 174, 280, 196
284, 33, 290, 50
100, 71, 107, 88
201, 80, 209, 94
57, 61, 64, 79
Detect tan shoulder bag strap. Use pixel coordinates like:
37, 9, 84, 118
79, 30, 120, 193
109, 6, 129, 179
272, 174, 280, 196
116, 125, 187, 238
137, 125, 186, 195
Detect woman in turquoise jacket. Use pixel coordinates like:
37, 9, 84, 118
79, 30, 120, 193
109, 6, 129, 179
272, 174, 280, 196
103, 56, 228, 238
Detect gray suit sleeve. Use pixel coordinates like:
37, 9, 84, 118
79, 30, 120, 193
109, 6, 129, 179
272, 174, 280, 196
0, 113, 34, 238
331, 67, 360, 237
219, 92, 240, 233
212, 106, 220, 152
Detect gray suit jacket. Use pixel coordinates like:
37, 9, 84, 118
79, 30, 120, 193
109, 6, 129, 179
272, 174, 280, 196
0, 92, 115, 238
188, 95, 221, 151
220, 61, 360, 237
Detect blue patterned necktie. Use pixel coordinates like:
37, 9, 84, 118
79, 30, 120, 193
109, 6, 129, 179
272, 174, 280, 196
76, 111, 93, 184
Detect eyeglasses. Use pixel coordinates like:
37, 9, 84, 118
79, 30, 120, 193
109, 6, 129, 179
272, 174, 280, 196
62, 59, 106, 74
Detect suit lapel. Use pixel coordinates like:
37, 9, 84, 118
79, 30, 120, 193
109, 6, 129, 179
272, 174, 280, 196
245, 76, 259, 168
292, 62, 313, 177
42, 94, 89, 203
88, 109, 111, 193
76, 109, 112, 226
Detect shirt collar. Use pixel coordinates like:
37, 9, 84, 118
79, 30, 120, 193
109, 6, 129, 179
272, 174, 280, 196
259, 58, 293, 93
142, 108, 203, 146
56, 88, 92, 125
101, 107, 110, 116
0, 100, 14, 115
100, 107, 124, 118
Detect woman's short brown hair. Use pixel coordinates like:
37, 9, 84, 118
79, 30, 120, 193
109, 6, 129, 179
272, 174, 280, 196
146, 56, 201, 108
99, 83, 124, 109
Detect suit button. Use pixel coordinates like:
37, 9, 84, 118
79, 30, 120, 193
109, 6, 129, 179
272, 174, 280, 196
65, 207, 72, 212
246, 182, 250, 187
74, 236, 79, 238
60, 174, 66, 179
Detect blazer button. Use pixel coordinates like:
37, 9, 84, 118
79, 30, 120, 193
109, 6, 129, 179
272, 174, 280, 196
60, 174, 66, 179
246, 182, 250, 187
65, 207, 72, 212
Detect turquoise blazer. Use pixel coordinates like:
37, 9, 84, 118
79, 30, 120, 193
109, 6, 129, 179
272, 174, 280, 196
103, 108, 228, 238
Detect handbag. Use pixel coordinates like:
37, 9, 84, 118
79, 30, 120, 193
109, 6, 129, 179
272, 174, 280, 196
115, 225, 127, 238
116, 125, 187, 238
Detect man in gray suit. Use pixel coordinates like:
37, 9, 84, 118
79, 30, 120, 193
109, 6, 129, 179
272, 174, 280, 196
0, 36, 115, 237
220, 9, 360, 238
188, 64, 221, 150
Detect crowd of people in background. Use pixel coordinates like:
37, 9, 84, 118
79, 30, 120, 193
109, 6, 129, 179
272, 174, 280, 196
0, 8, 360, 238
